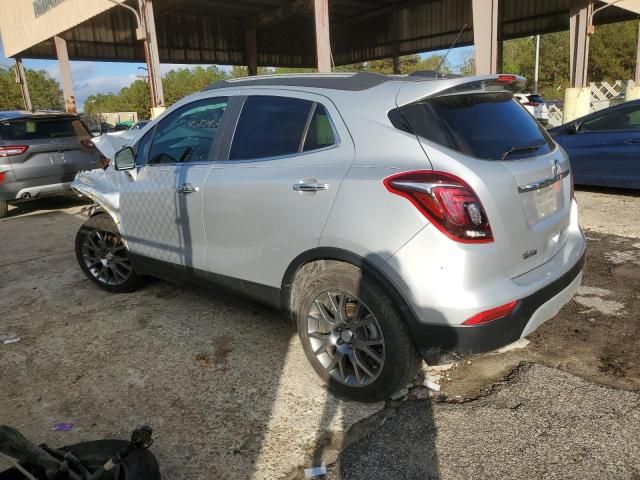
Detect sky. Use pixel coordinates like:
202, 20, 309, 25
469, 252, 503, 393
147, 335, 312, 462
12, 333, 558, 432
0, 39, 473, 111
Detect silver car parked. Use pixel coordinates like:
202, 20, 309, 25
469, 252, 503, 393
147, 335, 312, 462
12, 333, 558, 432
72, 73, 586, 402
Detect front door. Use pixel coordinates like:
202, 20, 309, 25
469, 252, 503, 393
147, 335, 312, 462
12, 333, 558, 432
202, 91, 355, 288
118, 95, 232, 269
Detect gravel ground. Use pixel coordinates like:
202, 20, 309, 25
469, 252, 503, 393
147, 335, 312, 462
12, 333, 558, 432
1, 189, 639, 479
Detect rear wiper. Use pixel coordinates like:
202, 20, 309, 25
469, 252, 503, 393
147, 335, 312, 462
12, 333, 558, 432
500, 144, 541, 160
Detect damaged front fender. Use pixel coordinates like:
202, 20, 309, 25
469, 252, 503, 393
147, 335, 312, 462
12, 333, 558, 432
72, 168, 123, 226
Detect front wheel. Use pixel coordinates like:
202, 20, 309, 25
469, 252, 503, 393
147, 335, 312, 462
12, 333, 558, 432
292, 261, 421, 402
75, 213, 144, 293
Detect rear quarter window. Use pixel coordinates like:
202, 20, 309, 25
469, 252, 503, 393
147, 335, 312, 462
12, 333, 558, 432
0, 118, 89, 141
389, 92, 554, 160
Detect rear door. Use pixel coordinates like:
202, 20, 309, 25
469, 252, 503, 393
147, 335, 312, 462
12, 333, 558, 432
0, 116, 96, 183
395, 84, 571, 278
556, 104, 640, 188
202, 90, 354, 288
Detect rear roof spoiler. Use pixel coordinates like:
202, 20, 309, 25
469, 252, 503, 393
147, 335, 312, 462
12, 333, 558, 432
396, 74, 527, 107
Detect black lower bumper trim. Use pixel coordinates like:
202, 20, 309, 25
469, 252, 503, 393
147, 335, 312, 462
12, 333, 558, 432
410, 251, 586, 364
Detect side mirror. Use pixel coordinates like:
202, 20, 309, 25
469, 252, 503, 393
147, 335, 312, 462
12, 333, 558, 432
568, 122, 581, 134
114, 147, 135, 171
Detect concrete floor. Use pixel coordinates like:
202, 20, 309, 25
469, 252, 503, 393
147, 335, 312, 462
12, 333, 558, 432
1, 188, 639, 479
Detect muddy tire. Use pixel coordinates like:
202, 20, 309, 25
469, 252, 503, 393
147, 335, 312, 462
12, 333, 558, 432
291, 261, 421, 402
75, 213, 144, 293
0, 200, 8, 219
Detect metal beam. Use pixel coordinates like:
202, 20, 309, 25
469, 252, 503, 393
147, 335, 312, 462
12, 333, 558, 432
569, 0, 593, 88
245, 27, 258, 75
53, 36, 77, 114
472, 0, 500, 75
140, 0, 165, 107
314, 0, 332, 72
13, 58, 32, 111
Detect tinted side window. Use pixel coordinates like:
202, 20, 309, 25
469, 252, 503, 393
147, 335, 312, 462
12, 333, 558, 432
581, 106, 640, 132
389, 93, 554, 160
303, 104, 336, 151
0, 118, 89, 140
148, 97, 228, 165
229, 96, 313, 160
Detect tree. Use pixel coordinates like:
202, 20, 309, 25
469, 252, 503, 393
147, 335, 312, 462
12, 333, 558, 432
163, 66, 230, 105
0, 67, 62, 110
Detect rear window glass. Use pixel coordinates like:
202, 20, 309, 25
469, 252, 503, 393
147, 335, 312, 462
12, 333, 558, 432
229, 96, 313, 160
527, 95, 545, 104
389, 93, 554, 160
0, 118, 89, 141
303, 104, 336, 151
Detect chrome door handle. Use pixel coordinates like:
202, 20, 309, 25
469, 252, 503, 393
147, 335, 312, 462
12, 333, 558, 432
176, 183, 199, 194
292, 182, 329, 192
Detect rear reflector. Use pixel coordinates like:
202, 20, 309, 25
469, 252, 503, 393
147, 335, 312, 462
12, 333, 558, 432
384, 170, 493, 243
80, 139, 95, 149
0, 172, 5, 184
0, 145, 28, 157
463, 301, 518, 325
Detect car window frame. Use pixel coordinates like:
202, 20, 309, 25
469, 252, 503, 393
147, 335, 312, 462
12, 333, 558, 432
579, 104, 640, 133
217, 93, 341, 163
138, 94, 235, 168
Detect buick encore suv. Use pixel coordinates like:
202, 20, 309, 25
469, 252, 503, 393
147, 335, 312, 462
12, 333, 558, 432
0, 111, 98, 218
72, 72, 586, 402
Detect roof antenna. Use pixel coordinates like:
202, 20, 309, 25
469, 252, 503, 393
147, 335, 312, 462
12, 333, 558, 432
436, 23, 467, 78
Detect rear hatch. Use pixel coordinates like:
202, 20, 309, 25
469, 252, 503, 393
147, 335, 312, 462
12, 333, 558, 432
393, 76, 571, 278
0, 115, 97, 181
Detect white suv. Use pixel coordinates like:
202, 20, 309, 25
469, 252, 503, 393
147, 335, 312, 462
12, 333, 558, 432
73, 73, 585, 402
515, 93, 550, 126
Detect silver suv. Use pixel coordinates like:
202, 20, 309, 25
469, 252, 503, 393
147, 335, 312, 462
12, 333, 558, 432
0, 111, 98, 218
72, 73, 586, 402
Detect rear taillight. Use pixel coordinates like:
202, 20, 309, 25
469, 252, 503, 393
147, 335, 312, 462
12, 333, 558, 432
80, 139, 95, 149
384, 170, 493, 243
0, 172, 5, 184
0, 145, 28, 157
462, 300, 518, 325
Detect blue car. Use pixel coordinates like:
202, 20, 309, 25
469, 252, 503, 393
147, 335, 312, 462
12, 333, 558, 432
549, 99, 640, 189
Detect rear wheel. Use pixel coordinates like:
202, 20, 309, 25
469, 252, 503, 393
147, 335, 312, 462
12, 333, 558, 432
75, 213, 143, 293
292, 261, 421, 402
0, 200, 8, 219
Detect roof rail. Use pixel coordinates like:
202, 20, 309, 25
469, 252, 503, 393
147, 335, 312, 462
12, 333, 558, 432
408, 70, 463, 79
202, 71, 395, 92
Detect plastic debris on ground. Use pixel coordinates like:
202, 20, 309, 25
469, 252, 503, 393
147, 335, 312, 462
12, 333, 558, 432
2, 337, 20, 345
304, 463, 327, 478
423, 378, 441, 392
52, 423, 74, 432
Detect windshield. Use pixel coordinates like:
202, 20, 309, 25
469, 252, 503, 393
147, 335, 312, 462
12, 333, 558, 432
389, 92, 554, 160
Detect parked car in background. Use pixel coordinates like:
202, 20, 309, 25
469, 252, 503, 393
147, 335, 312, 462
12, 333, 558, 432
549, 99, 640, 189
515, 93, 549, 126
130, 120, 151, 130
0, 111, 99, 218
73, 73, 585, 401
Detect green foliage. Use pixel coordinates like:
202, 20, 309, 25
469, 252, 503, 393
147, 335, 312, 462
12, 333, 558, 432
164, 66, 229, 104
84, 79, 151, 119
0, 67, 62, 111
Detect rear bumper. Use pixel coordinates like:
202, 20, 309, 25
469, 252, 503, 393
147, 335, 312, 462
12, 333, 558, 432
413, 251, 585, 364
0, 179, 72, 201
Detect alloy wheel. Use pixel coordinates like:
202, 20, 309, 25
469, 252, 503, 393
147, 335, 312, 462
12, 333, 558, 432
81, 229, 132, 286
306, 290, 385, 387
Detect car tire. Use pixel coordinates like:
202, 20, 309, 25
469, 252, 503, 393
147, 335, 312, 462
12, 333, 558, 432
0, 200, 8, 219
291, 261, 421, 402
75, 213, 144, 293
